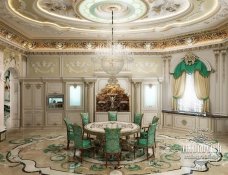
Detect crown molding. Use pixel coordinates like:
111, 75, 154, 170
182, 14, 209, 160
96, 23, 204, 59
0, 21, 227, 55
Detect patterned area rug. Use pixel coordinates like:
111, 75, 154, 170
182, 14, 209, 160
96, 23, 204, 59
0, 132, 227, 175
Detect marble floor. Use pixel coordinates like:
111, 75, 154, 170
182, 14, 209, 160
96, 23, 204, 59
0, 128, 228, 175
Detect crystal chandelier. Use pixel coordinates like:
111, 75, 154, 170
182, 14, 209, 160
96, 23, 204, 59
94, 8, 133, 84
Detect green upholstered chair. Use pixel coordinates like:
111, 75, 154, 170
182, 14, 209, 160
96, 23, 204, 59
71, 123, 94, 162
63, 118, 74, 150
134, 123, 157, 160
133, 113, 144, 138
141, 116, 159, 147
80, 112, 90, 138
104, 128, 122, 167
152, 116, 159, 124
108, 111, 118, 121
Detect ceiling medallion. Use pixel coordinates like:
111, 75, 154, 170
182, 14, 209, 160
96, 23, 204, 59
74, 0, 148, 23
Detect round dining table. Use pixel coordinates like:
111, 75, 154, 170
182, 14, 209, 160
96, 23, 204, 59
84, 121, 140, 136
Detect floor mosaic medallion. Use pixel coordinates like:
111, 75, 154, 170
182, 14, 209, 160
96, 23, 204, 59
0, 131, 227, 175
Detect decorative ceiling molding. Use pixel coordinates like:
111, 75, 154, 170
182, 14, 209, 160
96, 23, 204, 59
1, 0, 227, 40
0, 21, 227, 55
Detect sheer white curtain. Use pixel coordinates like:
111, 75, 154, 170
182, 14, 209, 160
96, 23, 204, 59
177, 73, 203, 113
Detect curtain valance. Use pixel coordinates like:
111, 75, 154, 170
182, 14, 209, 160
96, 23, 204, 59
172, 59, 210, 79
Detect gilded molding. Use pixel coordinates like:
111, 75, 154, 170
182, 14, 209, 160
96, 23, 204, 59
0, 21, 228, 54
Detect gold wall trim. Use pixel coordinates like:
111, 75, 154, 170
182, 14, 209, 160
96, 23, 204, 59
0, 21, 227, 54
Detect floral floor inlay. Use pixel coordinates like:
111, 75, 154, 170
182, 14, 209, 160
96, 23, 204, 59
0, 130, 227, 175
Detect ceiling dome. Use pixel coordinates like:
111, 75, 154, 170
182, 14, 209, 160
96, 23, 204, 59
73, 0, 148, 23
0, 0, 226, 51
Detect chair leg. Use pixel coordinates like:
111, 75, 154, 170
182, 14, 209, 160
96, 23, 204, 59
134, 146, 136, 159
105, 153, 108, 168
73, 148, 76, 158
118, 153, 121, 167
67, 140, 70, 150
147, 147, 149, 160
80, 149, 83, 163
154, 138, 156, 148
87, 133, 90, 139
93, 147, 95, 158
152, 145, 155, 157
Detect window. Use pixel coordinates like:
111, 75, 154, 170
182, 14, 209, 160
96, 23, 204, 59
177, 74, 203, 113
69, 85, 81, 106
143, 84, 157, 109
172, 56, 210, 113
67, 83, 84, 109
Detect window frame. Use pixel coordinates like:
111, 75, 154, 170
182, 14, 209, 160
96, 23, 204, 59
66, 82, 84, 110
142, 82, 158, 111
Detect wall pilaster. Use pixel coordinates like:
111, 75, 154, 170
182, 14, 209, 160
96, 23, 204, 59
213, 49, 228, 115
213, 50, 220, 114
0, 50, 4, 128
221, 49, 228, 115
131, 79, 142, 114
161, 55, 172, 110
84, 78, 96, 122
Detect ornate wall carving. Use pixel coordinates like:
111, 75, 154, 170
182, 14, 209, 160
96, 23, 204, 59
96, 84, 129, 112
30, 61, 56, 74
62, 56, 94, 77
0, 21, 227, 53
27, 56, 60, 77
64, 61, 90, 73
3, 49, 21, 76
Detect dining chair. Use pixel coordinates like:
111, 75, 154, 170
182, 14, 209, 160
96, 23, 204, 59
108, 111, 118, 121
134, 123, 157, 160
141, 116, 159, 147
63, 117, 74, 150
104, 127, 122, 167
140, 116, 159, 147
80, 112, 90, 138
71, 123, 94, 163
133, 113, 144, 138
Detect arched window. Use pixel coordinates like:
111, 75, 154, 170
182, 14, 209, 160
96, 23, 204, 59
172, 53, 211, 113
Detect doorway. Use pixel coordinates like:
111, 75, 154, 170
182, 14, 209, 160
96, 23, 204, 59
4, 68, 20, 129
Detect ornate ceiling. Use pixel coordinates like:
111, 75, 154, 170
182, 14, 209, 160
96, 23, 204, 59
0, 0, 227, 52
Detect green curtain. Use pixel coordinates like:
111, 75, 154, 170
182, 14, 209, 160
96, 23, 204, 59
172, 58, 211, 112
172, 59, 209, 79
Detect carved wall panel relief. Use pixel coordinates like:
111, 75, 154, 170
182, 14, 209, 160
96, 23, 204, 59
30, 60, 56, 74
63, 56, 93, 76
132, 57, 163, 77
3, 50, 21, 76
64, 61, 91, 73
27, 56, 60, 77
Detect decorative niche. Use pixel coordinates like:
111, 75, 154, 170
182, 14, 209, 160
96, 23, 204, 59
96, 84, 129, 112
